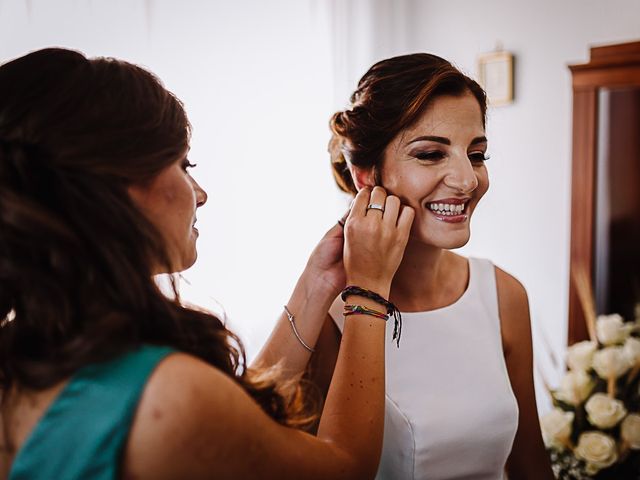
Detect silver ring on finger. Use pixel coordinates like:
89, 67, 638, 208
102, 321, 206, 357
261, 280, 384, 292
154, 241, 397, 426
366, 203, 385, 213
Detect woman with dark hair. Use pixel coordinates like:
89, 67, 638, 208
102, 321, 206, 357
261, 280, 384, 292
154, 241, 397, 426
260, 54, 555, 479
0, 48, 414, 479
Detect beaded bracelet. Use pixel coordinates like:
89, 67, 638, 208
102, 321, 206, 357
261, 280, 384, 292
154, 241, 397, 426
341, 285, 402, 347
344, 304, 388, 321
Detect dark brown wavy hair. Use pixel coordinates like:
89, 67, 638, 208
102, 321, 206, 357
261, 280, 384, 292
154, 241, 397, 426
329, 53, 487, 194
0, 48, 307, 426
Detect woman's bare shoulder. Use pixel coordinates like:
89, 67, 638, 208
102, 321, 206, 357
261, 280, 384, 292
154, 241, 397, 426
122, 353, 282, 479
122, 353, 350, 479
494, 266, 528, 303
494, 266, 531, 355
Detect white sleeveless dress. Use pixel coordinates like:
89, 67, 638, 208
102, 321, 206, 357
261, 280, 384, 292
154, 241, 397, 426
329, 257, 519, 480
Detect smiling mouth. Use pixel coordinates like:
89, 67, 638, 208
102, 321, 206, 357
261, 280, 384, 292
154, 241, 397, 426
426, 200, 468, 217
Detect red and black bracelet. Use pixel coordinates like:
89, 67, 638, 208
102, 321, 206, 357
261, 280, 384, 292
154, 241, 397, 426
341, 285, 402, 347
343, 304, 388, 321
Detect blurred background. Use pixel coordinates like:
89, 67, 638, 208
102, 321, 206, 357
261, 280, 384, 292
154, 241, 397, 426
2, 0, 639, 414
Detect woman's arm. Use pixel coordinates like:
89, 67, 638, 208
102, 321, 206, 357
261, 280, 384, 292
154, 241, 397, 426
252, 194, 350, 378
251, 223, 344, 380
496, 268, 554, 479
306, 314, 342, 398
123, 329, 382, 479
124, 187, 414, 479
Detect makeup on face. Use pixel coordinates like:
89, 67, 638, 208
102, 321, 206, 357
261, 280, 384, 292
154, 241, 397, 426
128, 153, 207, 272
402, 136, 488, 224
406, 135, 489, 165
378, 93, 490, 249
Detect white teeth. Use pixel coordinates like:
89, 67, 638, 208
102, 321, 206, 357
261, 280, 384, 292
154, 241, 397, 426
427, 201, 466, 216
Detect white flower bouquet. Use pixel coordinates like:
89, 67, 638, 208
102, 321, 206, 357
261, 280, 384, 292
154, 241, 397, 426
541, 271, 640, 479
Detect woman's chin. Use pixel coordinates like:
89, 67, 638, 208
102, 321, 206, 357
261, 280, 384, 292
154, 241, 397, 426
151, 251, 197, 275
183, 253, 198, 271
173, 250, 197, 273
409, 230, 471, 250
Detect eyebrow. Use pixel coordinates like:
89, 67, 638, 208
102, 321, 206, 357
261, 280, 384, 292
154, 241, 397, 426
406, 135, 488, 146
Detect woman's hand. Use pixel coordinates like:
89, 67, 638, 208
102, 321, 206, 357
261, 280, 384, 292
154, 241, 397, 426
304, 220, 347, 297
343, 186, 414, 298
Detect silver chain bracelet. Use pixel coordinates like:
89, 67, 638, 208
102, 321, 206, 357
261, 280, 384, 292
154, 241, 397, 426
283, 305, 315, 353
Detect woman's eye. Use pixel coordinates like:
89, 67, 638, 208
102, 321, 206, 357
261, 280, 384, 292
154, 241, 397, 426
469, 152, 490, 163
414, 151, 445, 162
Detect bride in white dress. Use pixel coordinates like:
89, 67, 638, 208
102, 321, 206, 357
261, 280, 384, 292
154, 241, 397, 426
319, 53, 554, 479
255, 53, 554, 479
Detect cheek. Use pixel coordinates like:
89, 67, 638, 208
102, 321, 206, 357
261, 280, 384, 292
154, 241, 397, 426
161, 178, 189, 204
165, 180, 195, 212
475, 168, 489, 198
384, 170, 433, 202
162, 186, 178, 203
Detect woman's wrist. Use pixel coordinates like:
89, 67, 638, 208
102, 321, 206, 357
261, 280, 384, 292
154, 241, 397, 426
342, 283, 402, 346
298, 266, 343, 302
344, 278, 391, 300
298, 267, 345, 302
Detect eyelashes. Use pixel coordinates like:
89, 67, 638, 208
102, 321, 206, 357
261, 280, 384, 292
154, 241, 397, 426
182, 160, 197, 171
414, 151, 445, 161
469, 152, 491, 162
413, 151, 490, 163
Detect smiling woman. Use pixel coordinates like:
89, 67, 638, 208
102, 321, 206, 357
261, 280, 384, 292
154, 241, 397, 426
375, 92, 489, 249
304, 53, 553, 479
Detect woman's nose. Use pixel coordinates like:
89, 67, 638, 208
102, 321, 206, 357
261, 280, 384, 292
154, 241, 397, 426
443, 155, 478, 194
192, 178, 208, 207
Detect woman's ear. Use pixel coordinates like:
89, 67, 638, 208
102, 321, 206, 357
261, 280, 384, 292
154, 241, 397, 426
349, 165, 376, 190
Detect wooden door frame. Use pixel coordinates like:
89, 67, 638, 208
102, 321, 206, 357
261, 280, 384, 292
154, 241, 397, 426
568, 40, 640, 344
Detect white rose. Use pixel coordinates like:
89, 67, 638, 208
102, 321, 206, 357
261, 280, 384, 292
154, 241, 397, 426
623, 337, 640, 367
554, 370, 595, 405
575, 431, 618, 474
592, 347, 630, 379
596, 314, 632, 345
540, 408, 574, 449
585, 393, 627, 428
566, 341, 597, 371
621, 414, 640, 449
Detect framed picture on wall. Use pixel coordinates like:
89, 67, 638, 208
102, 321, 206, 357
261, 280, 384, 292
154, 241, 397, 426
477, 51, 514, 106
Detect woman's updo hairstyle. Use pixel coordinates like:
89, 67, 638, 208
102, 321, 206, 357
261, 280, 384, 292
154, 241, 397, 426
329, 53, 487, 194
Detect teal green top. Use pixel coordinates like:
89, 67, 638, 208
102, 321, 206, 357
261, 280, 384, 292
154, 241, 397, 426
9, 345, 175, 480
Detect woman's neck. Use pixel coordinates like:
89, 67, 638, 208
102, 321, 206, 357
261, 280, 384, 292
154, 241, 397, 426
389, 239, 468, 312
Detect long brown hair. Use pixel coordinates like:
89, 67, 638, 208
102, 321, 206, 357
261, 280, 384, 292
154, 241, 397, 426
0, 48, 305, 426
329, 53, 487, 194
